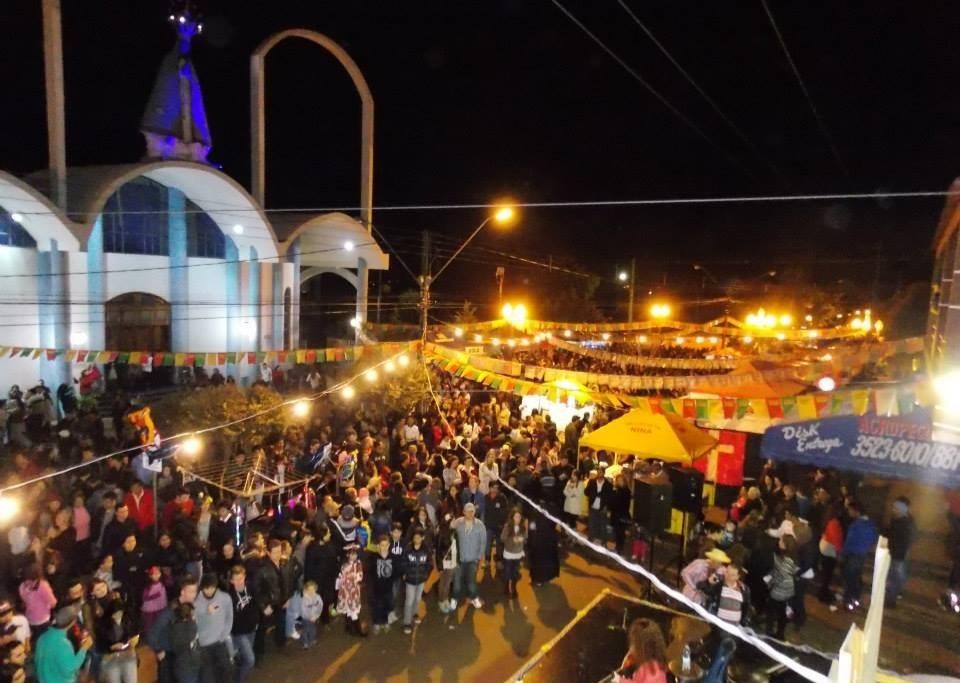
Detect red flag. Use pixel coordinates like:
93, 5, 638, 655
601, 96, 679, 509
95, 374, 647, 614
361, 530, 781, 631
682, 399, 696, 419
722, 397, 736, 419
766, 398, 784, 419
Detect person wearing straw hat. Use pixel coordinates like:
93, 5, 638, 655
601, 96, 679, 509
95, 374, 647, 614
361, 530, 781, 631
681, 548, 730, 606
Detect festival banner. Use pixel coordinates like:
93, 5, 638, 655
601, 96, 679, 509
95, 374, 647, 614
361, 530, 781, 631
761, 414, 959, 487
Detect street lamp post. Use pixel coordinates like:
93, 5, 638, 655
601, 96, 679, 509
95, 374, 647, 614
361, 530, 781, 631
419, 206, 515, 338
618, 258, 636, 323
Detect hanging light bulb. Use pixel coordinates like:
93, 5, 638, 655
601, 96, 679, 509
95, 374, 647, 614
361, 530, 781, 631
341, 385, 356, 400
0, 495, 19, 523
397, 354, 410, 368
384, 360, 396, 373
453, 327, 464, 338
364, 369, 378, 383
292, 399, 311, 418
180, 435, 202, 457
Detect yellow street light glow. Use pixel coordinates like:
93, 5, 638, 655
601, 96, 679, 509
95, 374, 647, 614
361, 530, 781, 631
453, 327, 463, 338
708, 336, 718, 344
934, 370, 960, 416
650, 303, 671, 319
520, 338, 530, 346
181, 435, 202, 457
292, 399, 311, 418
850, 318, 864, 330
805, 314, 813, 322
817, 376, 837, 392
675, 337, 685, 344
807, 330, 819, 338
473, 334, 483, 343
779, 314, 793, 327
638, 335, 648, 343
0, 496, 19, 522
564, 329, 572, 338
364, 369, 378, 383
601, 332, 611, 341
341, 385, 356, 400
494, 206, 515, 224
874, 320, 884, 334
507, 338, 517, 347
502, 303, 513, 320
695, 336, 705, 344
397, 354, 410, 368
349, 316, 360, 329
384, 360, 396, 373
618, 271, 629, 282
743, 335, 753, 344
491, 337, 501, 346
776, 332, 786, 341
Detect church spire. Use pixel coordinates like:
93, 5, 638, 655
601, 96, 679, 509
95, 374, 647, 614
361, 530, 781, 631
140, 2, 212, 163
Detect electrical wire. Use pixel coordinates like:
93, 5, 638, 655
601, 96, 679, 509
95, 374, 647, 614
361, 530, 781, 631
760, 0, 847, 176
615, 0, 789, 186
548, 0, 755, 178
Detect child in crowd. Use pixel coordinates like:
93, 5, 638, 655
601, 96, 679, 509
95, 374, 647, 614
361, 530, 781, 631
298, 580, 323, 648
336, 544, 364, 636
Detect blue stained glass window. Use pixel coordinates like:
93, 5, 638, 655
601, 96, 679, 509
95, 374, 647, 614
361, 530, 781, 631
0, 210, 38, 248
187, 210, 225, 258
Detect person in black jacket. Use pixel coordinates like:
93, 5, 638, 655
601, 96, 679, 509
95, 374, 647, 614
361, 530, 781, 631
482, 483, 509, 566
113, 533, 148, 613
584, 470, 613, 544
884, 496, 916, 608
95, 599, 139, 683
304, 526, 339, 625
253, 540, 287, 656
101, 504, 138, 558
368, 536, 395, 635
228, 565, 261, 682
400, 529, 432, 634
608, 474, 633, 554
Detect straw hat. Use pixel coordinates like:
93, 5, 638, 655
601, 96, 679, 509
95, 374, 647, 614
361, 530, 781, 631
705, 548, 731, 564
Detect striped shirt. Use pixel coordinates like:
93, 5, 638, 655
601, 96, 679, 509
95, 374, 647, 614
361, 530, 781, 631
716, 584, 744, 624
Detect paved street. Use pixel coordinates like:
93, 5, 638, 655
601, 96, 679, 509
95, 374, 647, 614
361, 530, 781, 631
254, 536, 960, 683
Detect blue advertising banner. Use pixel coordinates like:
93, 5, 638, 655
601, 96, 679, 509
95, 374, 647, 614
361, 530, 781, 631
761, 415, 960, 488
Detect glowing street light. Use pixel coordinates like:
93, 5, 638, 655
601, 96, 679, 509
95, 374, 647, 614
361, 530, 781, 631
180, 435, 202, 457
292, 399, 311, 418
618, 271, 629, 282
502, 303, 527, 327
934, 370, 960, 416
364, 369, 378, 383
494, 206, 515, 224
0, 495, 19, 523
601, 333, 611, 341
397, 354, 410, 368
343, 240, 355, 251
384, 360, 396, 373
341, 385, 356, 400
453, 327, 464, 338
817, 376, 837, 392
473, 334, 483, 343
649, 303, 671, 319
564, 329, 572, 338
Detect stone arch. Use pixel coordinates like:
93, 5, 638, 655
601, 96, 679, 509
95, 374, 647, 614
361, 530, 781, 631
301, 267, 359, 290
251, 30, 373, 228
0, 171, 80, 250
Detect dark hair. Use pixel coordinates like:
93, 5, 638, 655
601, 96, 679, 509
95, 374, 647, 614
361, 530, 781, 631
200, 573, 219, 590
391, 522, 403, 533
177, 576, 199, 596
376, 534, 389, 544
174, 602, 194, 622
102, 491, 117, 502
627, 618, 667, 667
0, 663, 24, 683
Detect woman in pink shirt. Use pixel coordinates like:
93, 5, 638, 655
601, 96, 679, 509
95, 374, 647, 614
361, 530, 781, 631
18, 565, 57, 640
72, 493, 92, 573
615, 618, 668, 683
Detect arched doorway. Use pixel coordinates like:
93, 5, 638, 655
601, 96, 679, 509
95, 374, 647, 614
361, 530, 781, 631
106, 292, 171, 350
106, 293, 172, 388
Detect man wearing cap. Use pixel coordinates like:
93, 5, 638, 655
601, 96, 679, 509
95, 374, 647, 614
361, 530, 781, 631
34, 606, 93, 683
452, 502, 487, 609
681, 549, 730, 606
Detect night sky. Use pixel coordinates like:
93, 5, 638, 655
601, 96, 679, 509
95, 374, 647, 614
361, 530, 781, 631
3, 1, 957, 330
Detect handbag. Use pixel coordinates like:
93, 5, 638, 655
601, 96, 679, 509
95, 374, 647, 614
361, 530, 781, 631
442, 546, 456, 570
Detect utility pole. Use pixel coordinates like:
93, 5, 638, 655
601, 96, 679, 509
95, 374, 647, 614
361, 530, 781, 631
628, 257, 636, 323
419, 231, 431, 338
496, 266, 505, 309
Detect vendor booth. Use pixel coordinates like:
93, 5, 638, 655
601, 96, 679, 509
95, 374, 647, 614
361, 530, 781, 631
520, 378, 596, 432
579, 409, 717, 465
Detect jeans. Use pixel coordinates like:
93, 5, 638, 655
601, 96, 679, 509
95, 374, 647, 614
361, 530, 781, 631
842, 553, 866, 605
765, 598, 788, 640
454, 561, 479, 600
437, 568, 456, 605
231, 631, 256, 683
391, 577, 404, 618
818, 556, 837, 602
285, 592, 301, 637
300, 620, 318, 646
886, 559, 908, 603
372, 588, 393, 626
503, 558, 521, 583
254, 606, 285, 656
403, 582, 425, 625
588, 509, 607, 542
485, 533, 501, 563
100, 653, 137, 683
199, 641, 233, 683
790, 577, 808, 627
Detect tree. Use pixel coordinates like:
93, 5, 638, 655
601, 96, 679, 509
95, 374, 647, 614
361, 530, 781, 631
379, 361, 433, 415
453, 300, 478, 325
151, 385, 291, 454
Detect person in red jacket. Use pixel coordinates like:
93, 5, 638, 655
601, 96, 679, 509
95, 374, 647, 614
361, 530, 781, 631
124, 481, 155, 532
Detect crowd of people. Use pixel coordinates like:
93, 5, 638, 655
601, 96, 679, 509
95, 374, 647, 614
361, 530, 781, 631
0, 367, 644, 683
510, 346, 723, 378
0, 355, 952, 683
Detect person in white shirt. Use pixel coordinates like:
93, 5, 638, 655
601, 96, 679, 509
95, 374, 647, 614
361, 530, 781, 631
401, 416, 421, 446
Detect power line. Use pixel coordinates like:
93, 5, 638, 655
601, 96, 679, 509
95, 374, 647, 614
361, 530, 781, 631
760, 0, 847, 176
549, 0, 754, 178
615, 0, 789, 186
4, 189, 956, 219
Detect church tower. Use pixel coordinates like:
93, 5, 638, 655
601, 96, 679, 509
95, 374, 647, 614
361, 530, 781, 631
140, 3, 212, 163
